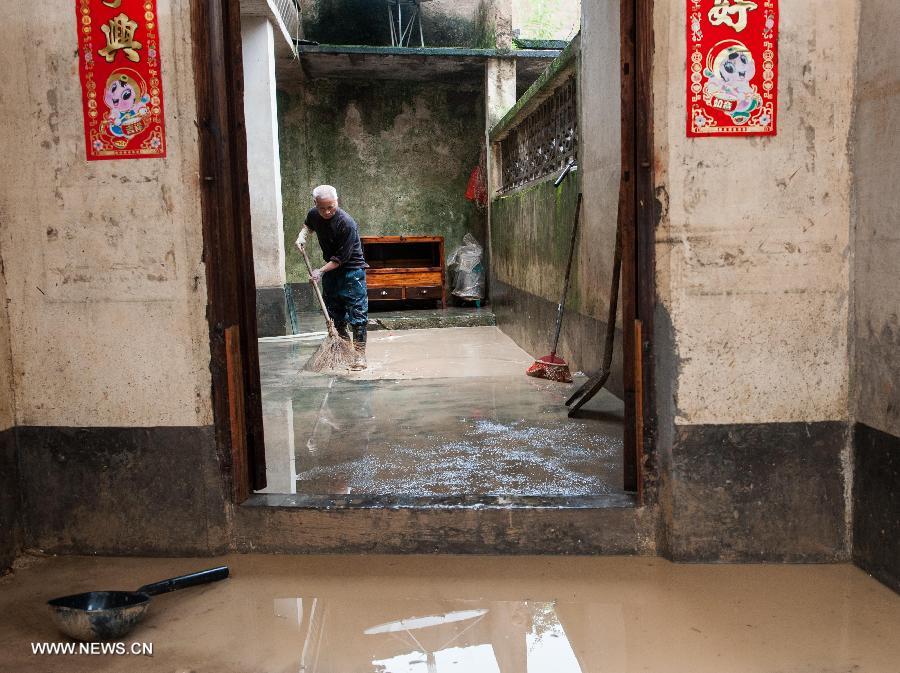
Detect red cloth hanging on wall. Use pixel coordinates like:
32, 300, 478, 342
465, 164, 487, 207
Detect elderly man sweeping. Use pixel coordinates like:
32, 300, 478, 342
295, 185, 369, 370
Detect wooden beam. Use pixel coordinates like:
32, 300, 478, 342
191, 0, 267, 502
634, 0, 656, 502
620, 0, 638, 492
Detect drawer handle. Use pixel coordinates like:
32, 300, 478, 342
381, 290, 388, 296
420, 289, 428, 295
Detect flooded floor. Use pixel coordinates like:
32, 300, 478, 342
2, 553, 898, 672
258, 325, 624, 497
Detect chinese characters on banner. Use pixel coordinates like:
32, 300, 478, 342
687, 0, 778, 137
76, 0, 166, 160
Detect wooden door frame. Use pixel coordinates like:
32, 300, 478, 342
621, 0, 655, 498
192, 0, 267, 501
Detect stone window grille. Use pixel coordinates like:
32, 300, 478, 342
498, 75, 578, 194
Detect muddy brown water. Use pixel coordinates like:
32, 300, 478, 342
1, 554, 898, 672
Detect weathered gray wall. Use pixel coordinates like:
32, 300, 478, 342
300, 0, 510, 48
491, 175, 625, 398
490, 20, 623, 391
652, 0, 858, 560
0, 0, 228, 557
850, 0, 900, 591
278, 79, 485, 284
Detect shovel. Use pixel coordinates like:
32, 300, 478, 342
47, 566, 229, 642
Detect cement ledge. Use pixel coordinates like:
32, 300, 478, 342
233, 497, 657, 555
244, 492, 637, 510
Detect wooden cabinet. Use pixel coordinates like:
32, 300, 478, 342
362, 236, 446, 308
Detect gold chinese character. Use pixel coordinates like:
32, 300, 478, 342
708, 0, 758, 33
102, 0, 122, 7
98, 13, 143, 63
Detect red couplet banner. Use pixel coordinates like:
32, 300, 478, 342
76, 0, 166, 160
687, 0, 778, 137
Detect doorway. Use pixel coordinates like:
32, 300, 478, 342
193, 0, 653, 519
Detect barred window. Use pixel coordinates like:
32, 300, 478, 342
498, 75, 577, 194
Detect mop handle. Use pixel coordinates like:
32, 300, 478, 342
300, 247, 339, 337
550, 192, 583, 355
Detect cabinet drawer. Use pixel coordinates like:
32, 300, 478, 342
407, 286, 442, 299
368, 287, 403, 300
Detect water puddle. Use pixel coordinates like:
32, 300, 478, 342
270, 597, 609, 672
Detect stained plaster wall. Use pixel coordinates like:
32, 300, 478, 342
849, 0, 900, 591
0, 0, 227, 558
278, 79, 485, 285
652, 0, 858, 560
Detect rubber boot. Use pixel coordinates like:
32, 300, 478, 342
350, 324, 367, 371
334, 321, 351, 342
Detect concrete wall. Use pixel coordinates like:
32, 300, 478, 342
0, 0, 892, 570
578, 0, 621, 350
243, 16, 287, 291
0, 253, 19, 572
278, 78, 485, 286
849, 0, 900, 591
0, 0, 227, 557
652, 0, 858, 560
491, 174, 625, 397
242, 15, 291, 337
491, 5, 623, 393
300, 0, 512, 48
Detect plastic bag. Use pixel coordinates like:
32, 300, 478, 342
447, 233, 485, 300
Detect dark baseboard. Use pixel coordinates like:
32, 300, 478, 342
664, 421, 850, 562
16, 426, 229, 556
853, 422, 900, 593
256, 286, 291, 337
491, 279, 624, 400
6, 419, 888, 571
0, 427, 21, 573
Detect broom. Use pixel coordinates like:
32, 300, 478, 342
526, 188, 582, 384
300, 247, 356, 372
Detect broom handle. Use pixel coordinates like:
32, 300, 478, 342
550, 192, 583, 356
300, 247, 339, 338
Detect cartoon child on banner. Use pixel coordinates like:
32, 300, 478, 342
702, 39, 762, 124
102, 69, 151, 147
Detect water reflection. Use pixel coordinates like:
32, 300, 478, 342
272, 598, 608, 672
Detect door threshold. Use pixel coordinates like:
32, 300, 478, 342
234, 492, 654, 555
244, 492, 636, 510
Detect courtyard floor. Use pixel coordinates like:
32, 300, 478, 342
257, 318, 624, 498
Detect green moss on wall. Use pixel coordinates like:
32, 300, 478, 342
472, 0, 497, 49
279, 79, 486, 282
491, 175, 585, 313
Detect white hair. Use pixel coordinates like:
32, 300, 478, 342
312, 184, 337, 202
